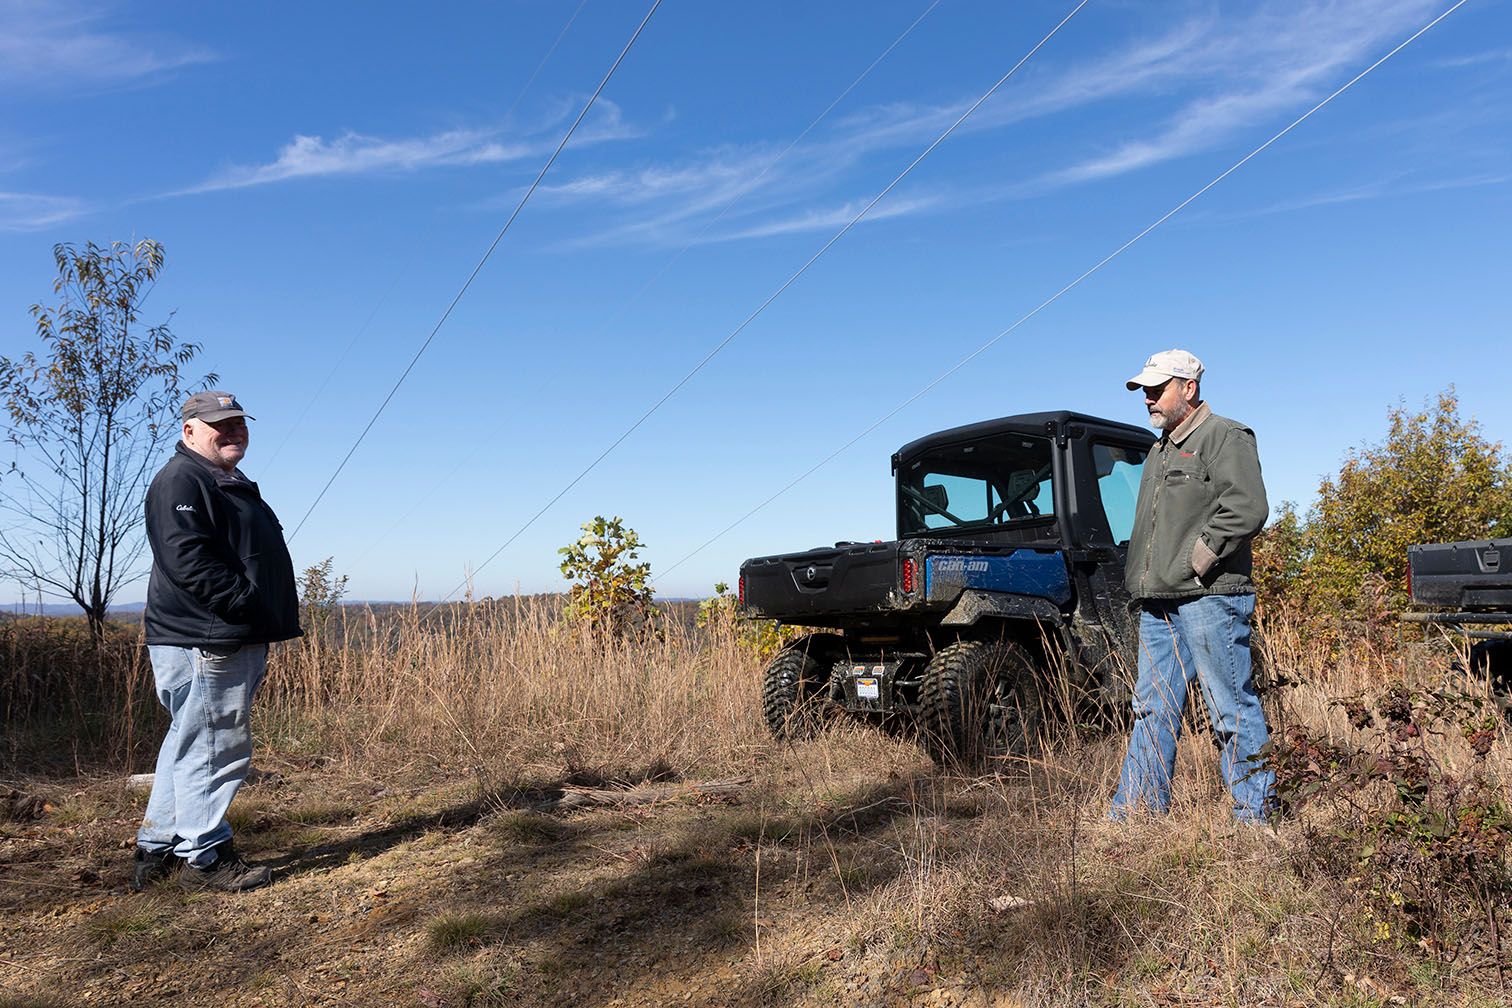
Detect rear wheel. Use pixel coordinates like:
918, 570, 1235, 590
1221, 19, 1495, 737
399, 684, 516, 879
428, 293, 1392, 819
919, 639, 1044, 766
761, 634, 843, 740
1471, 640, 1512, 722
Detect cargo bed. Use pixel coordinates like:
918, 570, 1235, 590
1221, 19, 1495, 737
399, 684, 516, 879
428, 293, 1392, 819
740, 538, 1072, 630
1408, 538, 1512, 610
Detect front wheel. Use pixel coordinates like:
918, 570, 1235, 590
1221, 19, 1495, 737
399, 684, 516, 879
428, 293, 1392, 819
761, 634, 843, 740
919, 639, 1044, 766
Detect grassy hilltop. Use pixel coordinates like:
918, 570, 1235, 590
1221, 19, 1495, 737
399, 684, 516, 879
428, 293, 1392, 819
3, 393, 1511, 1006
2, 593, 1510, 1007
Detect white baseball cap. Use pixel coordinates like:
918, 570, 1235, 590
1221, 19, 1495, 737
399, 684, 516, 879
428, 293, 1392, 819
1126, 349, 1204, 391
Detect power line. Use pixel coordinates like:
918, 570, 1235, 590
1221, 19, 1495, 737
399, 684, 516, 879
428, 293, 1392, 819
286, 0, 663, 542
655, 0, 1470, 582
504, 0, 591, 125
340, 0, 942, 575
579, 0, 944, 340
264, 2, 590, 478
259, 260, 408, 475
421, 0, 1093, 613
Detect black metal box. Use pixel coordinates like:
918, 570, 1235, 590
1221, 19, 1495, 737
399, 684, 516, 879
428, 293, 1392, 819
1409, 538, 1512, 609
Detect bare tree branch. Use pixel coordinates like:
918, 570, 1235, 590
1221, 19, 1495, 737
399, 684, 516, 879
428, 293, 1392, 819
0, 239, 211, 640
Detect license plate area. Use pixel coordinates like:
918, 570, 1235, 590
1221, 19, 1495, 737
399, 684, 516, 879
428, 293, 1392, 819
841, 662, 896, 712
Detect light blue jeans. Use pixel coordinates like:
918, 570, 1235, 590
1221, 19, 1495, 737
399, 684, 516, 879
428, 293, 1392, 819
137, 643, 267, 867
1111, 594, 1274, 822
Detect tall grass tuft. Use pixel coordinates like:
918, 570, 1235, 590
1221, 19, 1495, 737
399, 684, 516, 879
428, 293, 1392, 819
0, 614, 155, 771
261, 596, 767, 788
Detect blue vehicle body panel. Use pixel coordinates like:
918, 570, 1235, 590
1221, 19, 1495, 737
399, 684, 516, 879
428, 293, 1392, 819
923, 550, 1071, 607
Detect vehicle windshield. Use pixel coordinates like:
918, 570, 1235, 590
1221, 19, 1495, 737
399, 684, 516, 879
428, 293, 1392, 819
898, 433, 1054, 536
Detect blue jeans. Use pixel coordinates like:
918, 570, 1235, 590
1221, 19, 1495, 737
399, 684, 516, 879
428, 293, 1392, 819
1111, 594, 1274, 822
136, 643, 267, 867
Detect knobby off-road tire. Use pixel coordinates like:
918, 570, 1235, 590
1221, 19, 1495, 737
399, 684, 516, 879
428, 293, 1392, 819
761, 634, 843, 741
1471, 640, 1512, 723
919, 639, 1045, 767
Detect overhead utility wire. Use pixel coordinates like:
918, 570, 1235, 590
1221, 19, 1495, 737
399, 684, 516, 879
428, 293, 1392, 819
658, 0, 1471, 580
265, 1, 590, 476
425, 0, 1093, 612
504, 0, 591, 124
345, 0, 942, 571
583, 0, 945, 338
259, 269, 406, 474
286, 0, 663, 542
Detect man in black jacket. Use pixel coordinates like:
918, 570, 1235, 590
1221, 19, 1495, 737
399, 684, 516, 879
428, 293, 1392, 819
132, 391, 301, 892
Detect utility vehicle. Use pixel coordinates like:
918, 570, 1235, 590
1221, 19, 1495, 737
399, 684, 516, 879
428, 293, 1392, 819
739, 411, 1155, 763
1402, 537, 1512, 709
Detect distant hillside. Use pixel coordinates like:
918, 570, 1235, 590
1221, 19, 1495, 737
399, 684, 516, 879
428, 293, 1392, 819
4, 602, 145, 618
3, 594, 705, 622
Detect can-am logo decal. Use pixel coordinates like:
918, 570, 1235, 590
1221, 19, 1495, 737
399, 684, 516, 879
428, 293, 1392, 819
932, 557, 989, 573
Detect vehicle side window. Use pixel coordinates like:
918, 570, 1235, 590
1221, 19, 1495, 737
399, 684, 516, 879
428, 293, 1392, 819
1092, 443, 1146, 546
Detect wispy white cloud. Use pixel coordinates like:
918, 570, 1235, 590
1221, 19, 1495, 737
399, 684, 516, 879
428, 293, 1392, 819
823, 16, 1217, 158
535, 143, 836, 248
184, 129, 534, 194
539, 0, 1454, 248
536, 153, 757, 206
1198, 172, 1511, 224
1430, 47, 1512, 70
505, 24, 1212, 245
538, 15, 1230, 244
708, 194, 940, 243
1046, 0, 1444, 186
0, 0, 215, 89
179, 99, 642, 195
0, 191, 88, 231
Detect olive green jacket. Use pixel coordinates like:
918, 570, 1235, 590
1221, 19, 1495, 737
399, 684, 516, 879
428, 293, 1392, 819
1124, 402, 1268, 600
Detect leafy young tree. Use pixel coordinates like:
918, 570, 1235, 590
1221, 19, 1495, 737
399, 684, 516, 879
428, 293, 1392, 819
695, 581, 803, 660
1300, 389, 1512, 609
0, 240, 211, 641
298, 556, 350, 644
558, 515, 660, 637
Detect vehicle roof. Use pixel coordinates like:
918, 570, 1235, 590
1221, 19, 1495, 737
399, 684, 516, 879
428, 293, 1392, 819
894, 410, 1154, 462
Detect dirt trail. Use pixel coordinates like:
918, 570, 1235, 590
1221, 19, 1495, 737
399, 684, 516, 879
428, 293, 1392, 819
1, 752, 1027, 1007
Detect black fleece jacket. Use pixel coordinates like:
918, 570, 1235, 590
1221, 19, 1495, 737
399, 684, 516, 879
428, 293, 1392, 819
143, 443, 302, 646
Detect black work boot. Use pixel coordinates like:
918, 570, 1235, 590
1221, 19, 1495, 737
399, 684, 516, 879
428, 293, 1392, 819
178, 841, 272, 893
130, 846, 180, 892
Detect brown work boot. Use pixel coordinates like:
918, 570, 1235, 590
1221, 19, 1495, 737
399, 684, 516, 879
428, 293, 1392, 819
178, 841, 271, 892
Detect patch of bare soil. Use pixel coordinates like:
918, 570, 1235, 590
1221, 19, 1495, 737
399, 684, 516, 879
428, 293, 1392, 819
1, 747, 1033, 1008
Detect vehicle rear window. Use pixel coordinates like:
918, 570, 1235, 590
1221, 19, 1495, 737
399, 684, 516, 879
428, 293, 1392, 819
899, 434, 1054, 536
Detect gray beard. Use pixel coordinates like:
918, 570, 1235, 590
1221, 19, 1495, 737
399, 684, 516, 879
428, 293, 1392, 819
1149, 399, 1193, 431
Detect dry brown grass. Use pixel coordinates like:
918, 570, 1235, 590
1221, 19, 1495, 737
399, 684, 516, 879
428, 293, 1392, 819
3, 597, 1511, 1006
0, 613, 155, 769
257, 597, 767, 789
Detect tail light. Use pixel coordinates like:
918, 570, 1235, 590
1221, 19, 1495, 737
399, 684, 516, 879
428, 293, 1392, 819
901, 558, 917, 594
738, 575, 745, 604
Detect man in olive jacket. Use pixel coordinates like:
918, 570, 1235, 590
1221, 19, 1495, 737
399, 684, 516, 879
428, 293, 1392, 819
1110, 350, 1274, 823
132, 391, 301, 892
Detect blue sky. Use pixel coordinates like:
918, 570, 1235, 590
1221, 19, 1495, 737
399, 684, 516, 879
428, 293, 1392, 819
1, 0, 1509, 604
